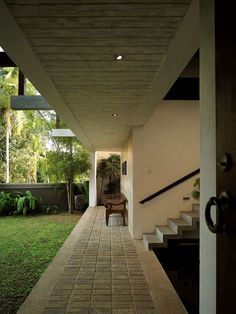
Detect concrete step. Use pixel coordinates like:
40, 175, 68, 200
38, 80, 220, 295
143, 234, 164, 250
156, 225, 178, 242
180, 210, 199, 225
167, 218, 192, 233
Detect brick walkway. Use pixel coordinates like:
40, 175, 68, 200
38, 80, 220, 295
43, 208, 156, 314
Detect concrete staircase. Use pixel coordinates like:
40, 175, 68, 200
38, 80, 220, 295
143, 204, 199, 250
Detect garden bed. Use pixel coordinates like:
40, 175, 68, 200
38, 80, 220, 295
0, 213, 82, 314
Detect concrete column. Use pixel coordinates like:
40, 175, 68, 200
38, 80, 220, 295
200, 0, 216, 312
89, 152, 97, 207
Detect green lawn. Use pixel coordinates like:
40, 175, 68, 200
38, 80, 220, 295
0, 213, 81, 314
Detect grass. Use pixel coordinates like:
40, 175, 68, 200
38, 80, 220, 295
0, 213, 82, 314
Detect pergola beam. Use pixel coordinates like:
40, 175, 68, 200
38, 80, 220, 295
18, 70, 26, 96
50, 129, 76, 137
10, 95, 52, 110
0, 51, 15, 67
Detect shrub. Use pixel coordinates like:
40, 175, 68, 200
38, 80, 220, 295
0, 191, 17, 216
42, 205, 59, 215
75, 180, 89, 210
16, 191, 40, 215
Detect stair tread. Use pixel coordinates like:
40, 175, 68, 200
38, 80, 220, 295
143, 234, 163, 243
156, 226, 177, 235
181, 211, 199, 218
168, 218, 191, 226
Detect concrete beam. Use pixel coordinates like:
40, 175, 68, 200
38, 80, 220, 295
0, 1, 93, 151
11, 95, 51, 110
0, 51, 15, 67
135, 0, 199, 124
50, 129, 76, 137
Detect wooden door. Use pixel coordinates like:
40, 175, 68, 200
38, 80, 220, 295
215, 1, 236, 312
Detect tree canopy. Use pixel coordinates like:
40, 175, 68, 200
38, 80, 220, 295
0, 67, 90, 189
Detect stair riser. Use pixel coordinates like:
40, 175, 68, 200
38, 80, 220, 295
168, 219, 179, 233
168, 220, 195, 234
155, 228, 164, 241
143, 236, 151, 250
143, 235, 166, 250
192, 203, 200, 211
181, 213, 194, 224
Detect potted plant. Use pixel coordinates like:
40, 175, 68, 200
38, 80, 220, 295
191, 178, 200, 201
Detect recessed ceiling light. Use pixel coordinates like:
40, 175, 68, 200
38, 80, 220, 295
112, 113, 118, 117
115, 55, 124, 61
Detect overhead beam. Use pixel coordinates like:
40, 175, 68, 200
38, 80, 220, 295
0, 51, 15, 67
18, 70, 26, 95
135, 0, 199, 124
50, 129, 76, 138
11, 95, 51, 110
0, 1, 93, 151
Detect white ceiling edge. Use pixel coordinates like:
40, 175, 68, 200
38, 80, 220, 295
134, 0, 199, 125
0, 1, 94, 152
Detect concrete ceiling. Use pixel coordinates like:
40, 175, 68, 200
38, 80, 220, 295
1, 0, 196, 151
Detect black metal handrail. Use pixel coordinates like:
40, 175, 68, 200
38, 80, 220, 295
139, 168, 200, 204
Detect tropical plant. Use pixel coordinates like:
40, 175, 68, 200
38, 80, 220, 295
191, 177, 200, 200
75, 180, 89, 210
0, 191, 16, 215
16, 191, 39, 215
0, 67, 50, 183
97, 154, 120, 204
105, 154, 120, 194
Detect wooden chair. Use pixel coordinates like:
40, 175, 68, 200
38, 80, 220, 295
104, 193, 127, 226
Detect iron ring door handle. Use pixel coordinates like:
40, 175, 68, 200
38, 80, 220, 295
205, 197, 224, 233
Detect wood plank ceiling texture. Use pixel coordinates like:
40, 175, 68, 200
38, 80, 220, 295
6, 0, 191, 151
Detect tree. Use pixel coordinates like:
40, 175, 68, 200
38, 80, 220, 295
0, 67, 18, 183
0, 67, 52, 183
42, 137, 90, 213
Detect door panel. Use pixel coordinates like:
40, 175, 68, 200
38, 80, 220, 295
215, 1, 236, 312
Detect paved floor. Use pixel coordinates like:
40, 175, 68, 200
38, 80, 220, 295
18, 207, 186, 314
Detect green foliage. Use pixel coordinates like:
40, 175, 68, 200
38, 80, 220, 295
43, 138, 90, 184
75, 180, 89, 209
0, 191, 16, 216
16, 191, 39, 215
192, 177, 200, 200
42, 205, 59, 215
0, 67, 90, 196
41, 138, 90, 213
0, 190, 41, 216
0, 68, 49, 183
97, 154, 120, 204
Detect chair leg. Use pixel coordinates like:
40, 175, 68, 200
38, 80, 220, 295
123, 213, 125, 226
106, 211, 109, 226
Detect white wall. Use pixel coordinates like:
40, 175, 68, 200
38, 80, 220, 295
121, 100, 200, 239
89, 152, 97, 207
120, 133, 134, 237
200, 0, 216, 312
